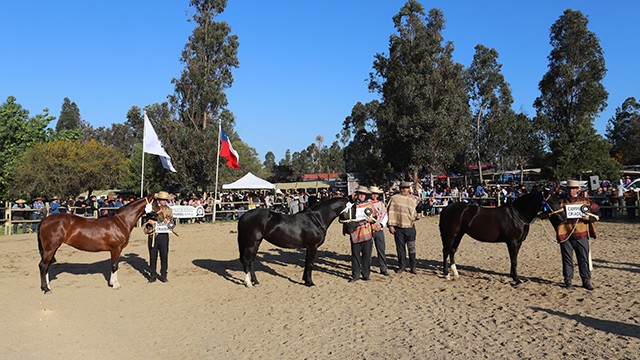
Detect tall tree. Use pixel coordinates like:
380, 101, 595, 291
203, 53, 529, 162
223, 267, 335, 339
263, 151, 276, 177
169, 0, 239, 131
533, 9, 618, 180
367, 2, 471, 182
56, 97, 81, 132
607, 97, 640, 165
465, 44, 514, 182
0, 96, 54, 198
165, 0, 241, 192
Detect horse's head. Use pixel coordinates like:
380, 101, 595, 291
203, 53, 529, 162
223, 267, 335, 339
541, 189, 567, 226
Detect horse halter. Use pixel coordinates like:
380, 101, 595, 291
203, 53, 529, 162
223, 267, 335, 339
541, 193, 564, 216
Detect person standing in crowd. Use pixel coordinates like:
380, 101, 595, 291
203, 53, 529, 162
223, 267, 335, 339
341, 186, 375, 282
85, 195, 98, 217
49, 196, 61, 215
29, 197, 46, 233
289, 192, 300, 215
11, 199, 30, 234
146, 191, 175, 283
74, 196, 86, 216
386, 182, 424, 274
369, 186, 389, 276
556, 180, 597, 291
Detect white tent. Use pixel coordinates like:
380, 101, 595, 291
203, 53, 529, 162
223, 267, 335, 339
222, 172, 275, 190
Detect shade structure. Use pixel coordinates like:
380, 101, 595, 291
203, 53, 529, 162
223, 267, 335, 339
222, 172, 275, 190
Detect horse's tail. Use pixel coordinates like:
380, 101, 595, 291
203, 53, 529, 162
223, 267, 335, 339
37, 228, 43, 257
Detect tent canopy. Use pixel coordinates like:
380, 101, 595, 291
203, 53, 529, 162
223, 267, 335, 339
275, 181, 330, 191
222, 172, 275, 190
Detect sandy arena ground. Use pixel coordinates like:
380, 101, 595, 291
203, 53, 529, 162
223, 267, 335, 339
1, 215, 638, 359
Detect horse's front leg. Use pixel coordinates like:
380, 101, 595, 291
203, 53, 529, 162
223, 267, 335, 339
506, 241, 522, 285
109, 249, 122, 290
303, 246, 317, 287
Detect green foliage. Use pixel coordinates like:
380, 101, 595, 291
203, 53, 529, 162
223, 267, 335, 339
545, 123, 621, 181
607, 97, 640, 165
9, 139, 130, 200
534, 9, 617, 181
465, 44, 514, 181
55, 97, 81, 132
0, 96, 54, 198
120, 143, 167, 196
169, 0, 239, 131
533, 9, 608, 140
364, 2, 472, 180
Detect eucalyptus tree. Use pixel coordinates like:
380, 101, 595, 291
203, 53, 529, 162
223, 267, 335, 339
465, 44, 514, 182
55, 97, 81, 132
366, 2, 471, 182
533, 9, 619, 180
607, 97, 640, 165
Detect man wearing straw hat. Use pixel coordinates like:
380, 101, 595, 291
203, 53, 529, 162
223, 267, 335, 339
557, 180, 597, 290
341, 185, 375, 282
146, 191, 175, 283
11, 199, 30, 234
369, 186, 389, 276
386, 181, 424, 274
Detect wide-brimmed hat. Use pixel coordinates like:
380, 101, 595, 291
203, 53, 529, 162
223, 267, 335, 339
51, 196, 58, 200
35, 197, 43, 201
355, 185, 371, 194
15, 199, 26, 204
155, 191, 174, 200
566, 180, 581, 188
399, 181, 412, 188
369, 186, 383, 194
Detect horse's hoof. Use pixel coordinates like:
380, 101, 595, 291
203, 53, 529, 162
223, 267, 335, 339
245, 283, 254, 289
44, 289, 52, 295
253, 283, 259, 288
444, 274, 451, 281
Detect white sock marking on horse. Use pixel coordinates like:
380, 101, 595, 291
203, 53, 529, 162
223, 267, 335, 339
451, 264, 459, 277
46, 273, 50, 286
244, 272, 253, 288
110, 271, 121, 290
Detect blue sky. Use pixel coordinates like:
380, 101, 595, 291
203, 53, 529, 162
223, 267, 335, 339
2, 1, 638, 163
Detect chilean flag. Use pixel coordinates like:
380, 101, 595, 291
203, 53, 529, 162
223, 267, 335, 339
219, 127, 240, 169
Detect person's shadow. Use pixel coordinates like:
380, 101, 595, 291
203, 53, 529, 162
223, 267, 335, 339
531, 307, 640, 339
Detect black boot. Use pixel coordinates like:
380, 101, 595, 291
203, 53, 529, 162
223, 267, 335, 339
583, 281, 594, 290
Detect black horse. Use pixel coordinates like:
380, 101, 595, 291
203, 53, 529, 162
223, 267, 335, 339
438, 188, 564, 285
237, 197, 349, 288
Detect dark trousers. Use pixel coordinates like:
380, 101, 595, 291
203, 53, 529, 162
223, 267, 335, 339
373, 230, 388, 272
394, 225, 417, 270
148, 233, 169, 278
12, 216, 27, 234
350, 239, 372, 280
560, 237, 591, 284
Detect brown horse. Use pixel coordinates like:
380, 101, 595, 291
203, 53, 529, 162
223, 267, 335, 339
37, 194, 160, 293
439, 188, 564, 285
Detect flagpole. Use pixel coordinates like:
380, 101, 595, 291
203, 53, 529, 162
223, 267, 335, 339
140, 112, 146, 198
213, 120, 222, 223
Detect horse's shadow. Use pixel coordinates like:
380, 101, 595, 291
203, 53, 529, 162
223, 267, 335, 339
48, 253, 151, 285
443, 263, 557, 286
193, 249, 353, 286
592, 258, 640, 274
531, 306, 640, 339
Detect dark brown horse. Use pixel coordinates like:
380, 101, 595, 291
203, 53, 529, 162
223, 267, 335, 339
237, 197, 349, 288
438, 189, 563, 285
37, 194, 160, 293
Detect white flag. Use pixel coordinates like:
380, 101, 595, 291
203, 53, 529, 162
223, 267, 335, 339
143, 113, 176, 172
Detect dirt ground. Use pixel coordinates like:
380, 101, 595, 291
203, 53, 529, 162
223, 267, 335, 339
1, 216, 638, 359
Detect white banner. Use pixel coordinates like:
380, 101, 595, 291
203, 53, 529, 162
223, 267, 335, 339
566, 204, 586, 219
155, 222, 171, 233
170, 205, 205, 218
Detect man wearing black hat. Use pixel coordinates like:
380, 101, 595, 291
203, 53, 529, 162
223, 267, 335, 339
146, 191, 175, 283
340, 185, 375, 282
386, 182, 424, 274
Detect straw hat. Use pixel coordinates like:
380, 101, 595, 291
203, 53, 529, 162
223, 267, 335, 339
15, 199, 26, 204
355, 185, 371, 194
566, 180, 581, 188
155, 191, 173, 200
369, 186, 383, 194
399, 181, 412, 188
51, 196, 58, 200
